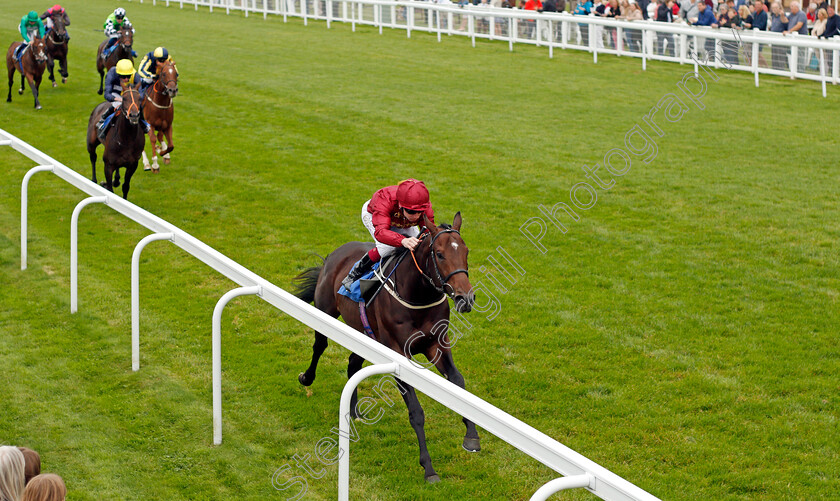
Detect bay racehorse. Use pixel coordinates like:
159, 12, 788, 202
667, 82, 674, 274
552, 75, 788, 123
6, 37, 48, 110
293, 214, 479, 483
97, 28, 133, 95
85, 83, 145, 199
141, 60, 179, 173
45, 16, 69, 87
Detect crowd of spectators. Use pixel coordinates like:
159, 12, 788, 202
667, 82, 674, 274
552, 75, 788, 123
0, 446, 66, 501
464, 0, 839, 68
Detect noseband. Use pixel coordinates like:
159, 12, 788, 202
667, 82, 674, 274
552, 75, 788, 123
410, 229, 469, 297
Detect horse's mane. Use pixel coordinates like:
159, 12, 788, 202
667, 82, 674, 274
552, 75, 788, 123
439, 223, 452, 230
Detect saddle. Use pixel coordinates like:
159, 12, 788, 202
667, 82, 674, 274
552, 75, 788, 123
14, 44, 28, 62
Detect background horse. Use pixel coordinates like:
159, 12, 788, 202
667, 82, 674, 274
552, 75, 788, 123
45, 16, 69, 87
142, 60, 179, 173
6, 37, 48, 110
85, 83, 145, 199
97, 28, 133, 95
293, 214, 479, 483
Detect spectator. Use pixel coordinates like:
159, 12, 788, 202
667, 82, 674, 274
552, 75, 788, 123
671, 0, 681, 15
683, 0, 700, 23
0, 446, 26, 501
694, 0, 718, 24
738, 4, 753, 26
647, 0, 659, 18
637, 0, 651, 18
783, 0, 808, 71
782, 1, 808, 34
605, 0, 621, 47
574, 0, 593, 45
769, 1, 787, 69
821, 4, 839, 37
21, 474, 65, 501
752, 0, 768, 29
621, 1, 644, 50
15, 449, 39, 487
656, 0, 676, 55
813, 7, 828, 35
806, 1, 818, 22
720, 5, 742, 62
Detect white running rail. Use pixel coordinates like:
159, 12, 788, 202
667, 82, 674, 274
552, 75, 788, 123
2, 127, 659, 500
132, 0, 840, 96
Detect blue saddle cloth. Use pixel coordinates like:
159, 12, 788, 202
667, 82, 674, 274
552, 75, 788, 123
338, 260, 381, 302
14, 44, 27, 71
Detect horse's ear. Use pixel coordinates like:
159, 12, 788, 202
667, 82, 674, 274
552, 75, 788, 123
452, 212, 462, 231
423, 214, 439, 237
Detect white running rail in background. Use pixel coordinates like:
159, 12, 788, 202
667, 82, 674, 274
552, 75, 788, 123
2, 128, 661, 500
132, 0, 840, 97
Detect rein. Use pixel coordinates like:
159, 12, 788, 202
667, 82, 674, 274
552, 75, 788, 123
48, 30, 66, 45
145, 79, 173, 109
410, 229, 469, 297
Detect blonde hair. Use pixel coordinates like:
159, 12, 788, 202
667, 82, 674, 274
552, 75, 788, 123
0, 446, 25, 501
21, 475, 65, 501
818, 7, 827, 19
739, 4, 749, 17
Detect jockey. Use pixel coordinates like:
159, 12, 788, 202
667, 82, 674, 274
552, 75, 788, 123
19, 11, 45, 48
40, 5, 70, 39
96, 59, 147, 142
102, 8, 135, 59
138, 47, 176, 96
341, 179, 436, 290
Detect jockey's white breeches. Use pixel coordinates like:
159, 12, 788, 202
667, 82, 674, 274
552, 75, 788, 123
361, 200, 418, 260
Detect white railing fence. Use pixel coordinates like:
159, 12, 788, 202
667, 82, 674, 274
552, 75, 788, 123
131, 0, 840, 97
2, 127, 660, 500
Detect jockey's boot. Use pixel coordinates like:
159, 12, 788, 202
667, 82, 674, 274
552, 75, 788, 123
341, 254, 374, 290
96, 110, 113, 142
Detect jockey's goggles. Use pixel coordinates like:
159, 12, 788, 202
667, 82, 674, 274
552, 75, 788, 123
402, 208, 423, 215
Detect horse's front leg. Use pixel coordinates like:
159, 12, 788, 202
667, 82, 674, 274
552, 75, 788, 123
161, 127, 174, 160
59, 56, 67, 82
122, 162, 137, 200
27, 74, 41, 110
102, 164, 114, 192
6, 65, 13, 102
398, 381, 440, 483
430, 346, 481, 452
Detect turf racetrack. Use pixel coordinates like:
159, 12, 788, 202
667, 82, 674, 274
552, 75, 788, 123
1, 0, 839, 499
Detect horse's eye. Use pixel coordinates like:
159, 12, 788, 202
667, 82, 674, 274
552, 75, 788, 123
436, 252, 445, 260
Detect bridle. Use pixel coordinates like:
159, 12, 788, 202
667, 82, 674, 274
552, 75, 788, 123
48, 27, 67, 45
122, 87, 141, 123
410, 229, 469, 298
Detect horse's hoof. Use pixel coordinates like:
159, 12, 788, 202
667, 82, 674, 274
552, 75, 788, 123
298, 373, 312, 387
152, 168, 160, 174
35, 105, 42, 111
62, 78, 67, 84
100, 182, 108, 188
163, 158, 170, 165
18, 89, 23, 95
462, 437, 481, 452
113, 180, 120, 188
425, 475, 441, 484
52, 82, 57, 88
143, 165, 151, 171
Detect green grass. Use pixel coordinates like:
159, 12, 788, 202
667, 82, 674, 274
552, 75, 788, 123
1, 0, 839, 499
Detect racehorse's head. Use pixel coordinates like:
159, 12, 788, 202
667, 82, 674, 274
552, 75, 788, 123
159, 60, 179, 98
119, 28, 133, 52
50, 17, 67, 43
120, 82, 143, 125
423, 212, 474, 313
30, 37, 48, 63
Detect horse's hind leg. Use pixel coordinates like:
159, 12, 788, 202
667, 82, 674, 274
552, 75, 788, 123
48, 57, 56, 86
347, 353, 365, 419
113, 168, 121, 188
19, 73, 24, 95
298, 332, 328, 387
299, 292, 339, 387
161, 127, 173, 163
398, 382, 440, 483
102, 164, 114, 192
432, 348, 481, 452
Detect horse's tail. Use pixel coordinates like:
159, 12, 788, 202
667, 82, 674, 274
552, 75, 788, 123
292, 256, 325, 304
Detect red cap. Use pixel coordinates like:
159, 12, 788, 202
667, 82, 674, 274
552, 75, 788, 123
52, 4, 63, 12
396, 179, 430, 211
